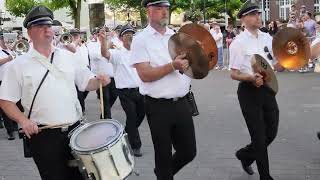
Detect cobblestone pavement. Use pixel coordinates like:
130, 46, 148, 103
0, 71, 320, 180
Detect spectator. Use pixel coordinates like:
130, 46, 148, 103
290, 4, 297, 17
210, 25, 224, 69
303, 12, 317, 42
299, 5, 306, 18
225, 25, 236, 47
268, 21, 278, 35
287, 13, 298, 28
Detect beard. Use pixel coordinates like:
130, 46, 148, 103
159, 18, 169, 27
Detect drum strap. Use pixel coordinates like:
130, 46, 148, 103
28, 52, 54, 119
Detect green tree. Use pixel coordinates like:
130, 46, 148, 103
5, 0, 82, 28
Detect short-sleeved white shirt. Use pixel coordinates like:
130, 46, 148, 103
109, 48, 141, 89
0, 49, 13, 81
130, 25, 190, 99
86, 41, 114, 77
0, 47, 95, 125
229, 29, 274, 75
74, 45, 90, 68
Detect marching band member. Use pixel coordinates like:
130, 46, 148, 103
87, 28, 118, 118
99, 24, 145, 157
229, 1, 281, 180
0, 5, 110, 180
61, 28, 90, 113
130, 0, 196, 179
0, 30, 19, 140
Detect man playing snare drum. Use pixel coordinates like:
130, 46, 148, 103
0, 5, 110, 180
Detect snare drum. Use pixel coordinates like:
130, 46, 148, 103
70, 120, 135, 180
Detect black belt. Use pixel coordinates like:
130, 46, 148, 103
118, 87, 139, 91
145, 95, 187, 102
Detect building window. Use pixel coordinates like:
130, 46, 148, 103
265, 0, 270, 21
279, 0, 294, 20
315, 0, 320, 13
260, 0, 270, 21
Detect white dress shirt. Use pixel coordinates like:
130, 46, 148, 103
86, 41, 114, 77
229, 29, 274, 75
130, 25, 191, 99
109, 48, 141, 89
0, 47, 95, 125
0, 48, 13, 81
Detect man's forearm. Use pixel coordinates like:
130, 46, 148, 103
0, 57, 11, 66
230, 69, 253, 82
0, 100, 28, 125
86, 78, 101, 91
135, 63, 174, 82
100, 39, 111, 60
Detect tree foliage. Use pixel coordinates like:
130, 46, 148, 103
5, 0, 82, 28
5, 0, 245, 28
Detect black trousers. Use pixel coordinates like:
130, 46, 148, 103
30, 124, 85, 180
118, 88, 145, 149
145, 95, 197, 180
96, 78, 118, 119
76, 88, 89, 113
237, 82, 279, 180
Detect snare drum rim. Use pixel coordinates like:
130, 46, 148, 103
69, 119, 124, 154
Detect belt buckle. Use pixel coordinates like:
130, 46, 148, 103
173, 97, 179, 101
61, 126, 69, 132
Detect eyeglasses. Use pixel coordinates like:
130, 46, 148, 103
264, 46, 273, 60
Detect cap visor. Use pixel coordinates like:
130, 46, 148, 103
147, 2, 170, 7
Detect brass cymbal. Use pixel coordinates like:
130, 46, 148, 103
179, 23, 218, 70
272, 27, 310, 70
251, 54, 278, 94
168, 32, 209, 79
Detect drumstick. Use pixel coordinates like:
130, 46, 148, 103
19, 123, 72, 133
99, 82, 105, 119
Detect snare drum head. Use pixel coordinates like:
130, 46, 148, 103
70, 120, 123, 153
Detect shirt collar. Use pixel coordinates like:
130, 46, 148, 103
145, 24, 175, 36
30, 46, 56, 60
244, 28, 263, 38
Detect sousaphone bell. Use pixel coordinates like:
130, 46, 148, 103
272, 27, 311, 70
168, 23, 218, 79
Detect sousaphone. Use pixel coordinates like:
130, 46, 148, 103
272, 27, 311, 70
168, 23, 218, 79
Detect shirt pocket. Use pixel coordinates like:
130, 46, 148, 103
21, 71, 35, 112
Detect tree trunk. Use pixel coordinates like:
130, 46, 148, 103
88, 3, 105, 32
74, 0, 81, 28
139, 8, 147, 27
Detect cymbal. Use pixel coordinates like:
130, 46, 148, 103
251, 54, 278, 94
179, 23, 218, 70
168, 32, 209, 79
272, 27, 310, 70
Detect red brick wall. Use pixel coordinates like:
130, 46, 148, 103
269, 0, 315, 21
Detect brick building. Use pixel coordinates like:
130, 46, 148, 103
261, 0, 318, 21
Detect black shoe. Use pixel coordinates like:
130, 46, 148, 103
0, 122, 4, 129
235, 152, 254, 175
7, 132, 15, 140
317, 132, 320, 140
132, 148, 142, 157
